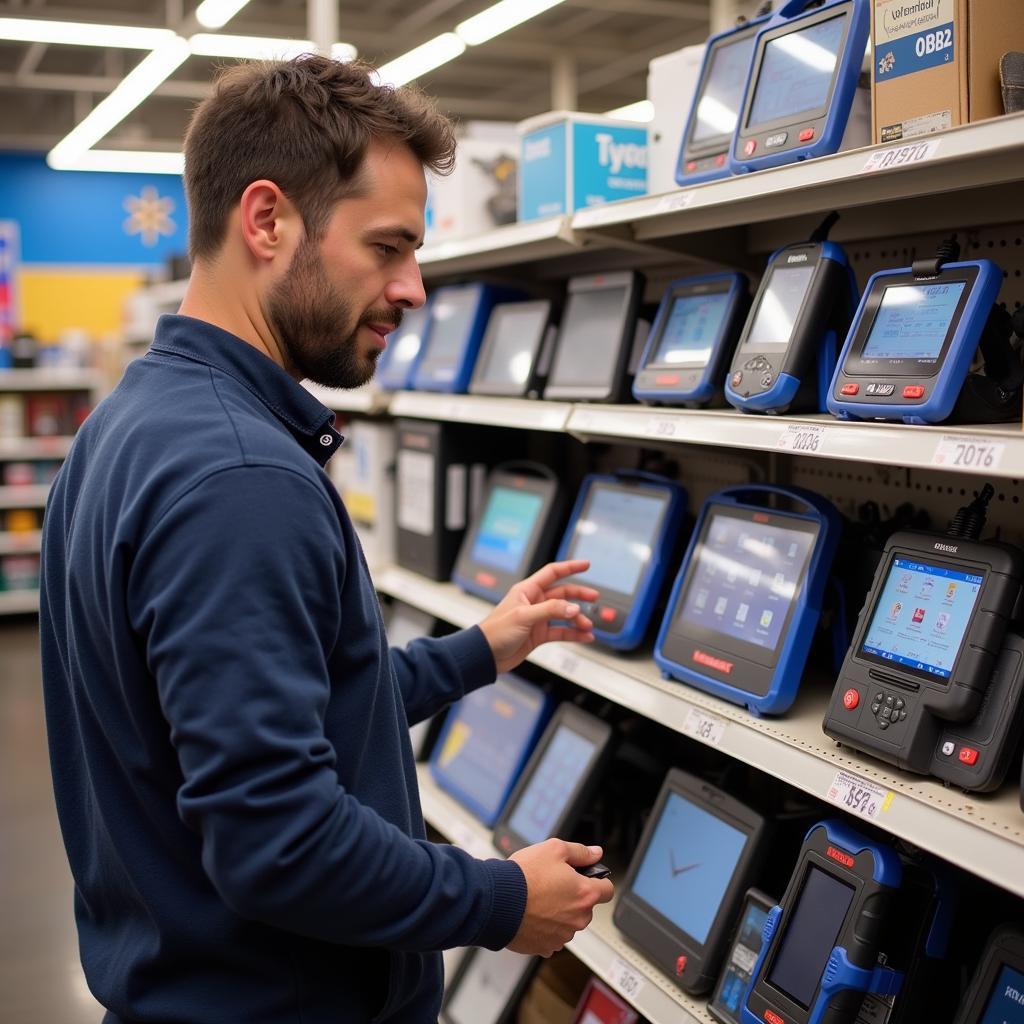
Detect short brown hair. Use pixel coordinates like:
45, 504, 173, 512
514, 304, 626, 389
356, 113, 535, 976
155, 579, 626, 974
184, 55, 457, 261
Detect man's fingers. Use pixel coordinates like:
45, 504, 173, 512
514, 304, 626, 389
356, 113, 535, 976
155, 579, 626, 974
592, 879, 614, 905
542, 584, 600, 603
541, 627, 595, 645
515, 598, 586, 629
524, 559, 591, 592
563, 842, 602, 868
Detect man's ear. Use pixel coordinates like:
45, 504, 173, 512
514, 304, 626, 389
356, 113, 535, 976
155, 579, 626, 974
239, 180, 301, 263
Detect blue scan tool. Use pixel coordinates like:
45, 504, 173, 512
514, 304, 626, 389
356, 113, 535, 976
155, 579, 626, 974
430, 673, 551, 827
828, 239, 1007, 424
655, 485, 840, 716
555, 471, 688, 651
741, 820, 904, 1024
725, 213, 858, 415
411, 283, 525, 393
730, 0, 869, 175
675, 12, 772, 186
633, 273, 751, 407
375, 302, 432, 391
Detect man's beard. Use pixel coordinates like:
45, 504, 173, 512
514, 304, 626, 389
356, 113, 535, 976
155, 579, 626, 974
267, 238, 401, 389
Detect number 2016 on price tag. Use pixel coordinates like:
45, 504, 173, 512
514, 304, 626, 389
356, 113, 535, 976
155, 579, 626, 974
932, 435, 1005, 472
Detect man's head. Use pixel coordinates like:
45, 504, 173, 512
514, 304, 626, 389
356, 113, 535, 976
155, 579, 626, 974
183, 56, 456, 387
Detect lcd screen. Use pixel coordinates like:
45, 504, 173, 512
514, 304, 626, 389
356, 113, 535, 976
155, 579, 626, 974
714, 899, 772, 1022
444, 948, 532, 1024
470, 486, 545, 574
981, 964, 1024, 1024
476, 305, 549, 387
631, 791, 748, 945
652, 291, 733, 368
569, 486, 667, 595
550, 286, 629, 388
379, 307, 429, 387
676, 511, 817, 652
743, 264, 816, 348
748, 14, 847, 128
767, 867, 854, 1009
505, 725, 598, 846
861, 557, 983, 679
421, 287, 479, 376
692, 33, 760, 144
861, 282, 967, 361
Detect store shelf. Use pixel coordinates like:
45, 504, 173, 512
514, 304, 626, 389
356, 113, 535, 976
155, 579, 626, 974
0, 589, 39, 614
0, 531, 41, 555
0, 436, 74, 459
416, 765, 711, 1024
389, 392, 573, 432
0, 485, 50, 509
0, 368, 102, 392
378, 565, 1024, 898
302, 382, 391, 415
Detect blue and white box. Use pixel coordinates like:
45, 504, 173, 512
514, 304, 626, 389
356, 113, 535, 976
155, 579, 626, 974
517, 111, 648, 222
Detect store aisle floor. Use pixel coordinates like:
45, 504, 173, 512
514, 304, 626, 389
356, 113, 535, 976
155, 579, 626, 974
0, 620, 103, 1022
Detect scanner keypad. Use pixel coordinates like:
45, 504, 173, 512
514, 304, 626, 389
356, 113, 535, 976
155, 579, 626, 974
869, 690, 907, 730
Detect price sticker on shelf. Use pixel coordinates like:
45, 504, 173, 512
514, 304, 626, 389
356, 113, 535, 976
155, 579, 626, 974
825, 770, 894, 821
683, 707, 726, 747
931, 434, 1005, 472
657, 190, 695, 213
776, 423, 825, 454
645, 416, 679, 439
861, 138, 941, 174
556, 650, 581, 678
607, 957, 646, 1002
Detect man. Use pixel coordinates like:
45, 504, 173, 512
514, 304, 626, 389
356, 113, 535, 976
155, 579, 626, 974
40, 56, 612, 1024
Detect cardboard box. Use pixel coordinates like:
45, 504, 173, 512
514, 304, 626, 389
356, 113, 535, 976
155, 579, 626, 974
646, 43, 705, 195
872, 0, 1024, 144
517, 111, 648, 222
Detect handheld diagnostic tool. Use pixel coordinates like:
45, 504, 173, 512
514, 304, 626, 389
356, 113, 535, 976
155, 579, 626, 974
556, 471, 688, 651
440, 947, 537, 1024
730, 0, 869, 175
492, 703, 614, 855
613, 767, 769, 995
741, 820, 903, 1024
544, 271, 644, 403
634, 273, 751, 407
376, 304, 431, 391
412, 283, 524, 393
655, 485, 841, 716
676, 12, 772, 186
453, 462, 563, 604
469, 300, 557, 398
823, 486, 1024, 791
570, 977, 639, 1024
725, 214, 857, 414
710, 888, 775, 1024
430, 673, 551, 826
953, 925, 1024, 1024
828, 239, 1009, 424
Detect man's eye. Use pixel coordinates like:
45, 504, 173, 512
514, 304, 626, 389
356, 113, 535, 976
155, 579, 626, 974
375, 243, 398, 257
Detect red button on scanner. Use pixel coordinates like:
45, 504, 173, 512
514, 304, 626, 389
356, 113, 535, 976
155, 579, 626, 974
600, 607, 617, 623
715, 153, 727, 166
764, 1011, 786, 1024
799, 128, 815, 142
843, 688, 860, 710
656, 373, 681, 386
676, 954, 688, 976
744, 139, 758, 156
840, 383, 859, 396
476, 571, 497, 589
903, 385, 925, 399
686, 160, 697, 172
958, 747, 979, 766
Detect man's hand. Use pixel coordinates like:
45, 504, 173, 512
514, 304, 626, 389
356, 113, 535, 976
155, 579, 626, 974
507, 840, 614, 957
478, 560, 598, 675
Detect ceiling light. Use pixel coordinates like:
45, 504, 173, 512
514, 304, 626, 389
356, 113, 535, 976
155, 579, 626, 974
376, 32, 465, 87
455, 0, 566, 46
605, 100, 655, 122
53, 149, 186, 175
0, 16, 174, 49
190, 33, 315, 60
195, 0, 253, 30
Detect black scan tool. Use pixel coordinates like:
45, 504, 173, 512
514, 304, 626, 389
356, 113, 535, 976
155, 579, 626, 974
710, 888, 775, 1024
613, 767, 769, 995
440, 947, 537, 1024
492, 703, 614, 855
952, 925, 1024, 1024
469, 299, 557, 399
823, 485, 1024, 791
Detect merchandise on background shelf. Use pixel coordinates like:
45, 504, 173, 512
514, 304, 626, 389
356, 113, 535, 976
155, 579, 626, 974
376, 303, 431, 392
10, 332, 36, 369
4, 508, 38, 533
648, 42, 704, 195
34, 460, 62, 484
952, 924, 1024, 1024
0, 394, 24, 438
440, 946, 538, 1024
468, 300, 557, 399
0, 553, 40, 591
2, 462, 34, 487
730, 0, 871, 175
332, 420, 396, 569
569, 976, 638, 1024
24, 394, 66, 436
656, 485, 841, 716
710, 888, 775, 1024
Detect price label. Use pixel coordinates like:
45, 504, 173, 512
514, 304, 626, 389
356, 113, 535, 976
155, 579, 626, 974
645, 416, 678, 439
683, 707, 726, 746
557, 650, 581, 677
607, 957, 646, 1002
776, 423, 825, 454
861, 138, 941, 174
931, 434, 1005, 472
826, 770, 893, 821
658, 190, 695, 212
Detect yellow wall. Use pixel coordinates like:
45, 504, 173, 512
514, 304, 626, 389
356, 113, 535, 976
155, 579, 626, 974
18, 267, 146, 342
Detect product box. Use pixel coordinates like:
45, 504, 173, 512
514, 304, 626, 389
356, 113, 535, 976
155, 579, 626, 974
517, 111, 648, 222
647, 43, 705, 195
872, 0, 1024, 143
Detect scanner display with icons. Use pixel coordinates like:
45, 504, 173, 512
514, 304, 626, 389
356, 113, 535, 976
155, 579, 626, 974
828, 237, 1019, 424
469, 300, 556, 398
634, 273, 751, 407
452, 463, 562, 604
741, 819, 904, 1024
543, 272, 644, 402
730, 0, 869, 174
440, 947, 537, 1024
710, 889, 775, 1024
555, 472, 688, 650
725, 212, 857, 414
953, 925, 1024, 1024
655, 485, 841, 716
430, 674, 551, 826
676, 12, 772, 185
613, 768, 769, 995
492, 703, 613, 855
376, 304, 431, 391
412, 283, 525, 393
823, 485, 1024, 792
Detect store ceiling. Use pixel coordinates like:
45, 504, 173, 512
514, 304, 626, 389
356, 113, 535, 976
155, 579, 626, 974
0, 0, 716, 154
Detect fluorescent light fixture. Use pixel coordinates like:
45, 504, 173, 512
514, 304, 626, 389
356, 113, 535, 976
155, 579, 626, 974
190, 33, 315, 60
47, 36, 191, 168
605, 100, 655, 122
331, 42, 358, 61
55, 149, 186, 175
377, 32, 465, 87
455, 0, 566, 46
195, 0, 253, 30
0, 16, 174, 49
